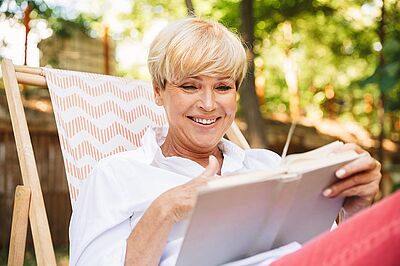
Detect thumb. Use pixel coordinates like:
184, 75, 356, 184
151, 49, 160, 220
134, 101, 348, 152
200, 155, 219, 178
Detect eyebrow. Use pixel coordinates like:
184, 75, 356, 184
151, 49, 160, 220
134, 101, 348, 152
185, 76, 234, 83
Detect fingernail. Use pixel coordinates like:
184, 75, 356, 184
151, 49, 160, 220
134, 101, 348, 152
323, 188, 332, 197
209, 155, 216, 163
336, 169, 346, 178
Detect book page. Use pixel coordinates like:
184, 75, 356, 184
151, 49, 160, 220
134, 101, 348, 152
177, 141, 362, 265
283, 141, 344, 166
286, 150, 361, 173
219, 242, 301, 266
176, 178, 299, 266
272, 159, 351, 248
206, 170, 292, 190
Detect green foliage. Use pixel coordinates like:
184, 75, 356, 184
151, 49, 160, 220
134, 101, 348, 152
359, 31, 400, 96
356, 0, 400, 133
119, 0, 187, 39
0, 0, 100, 37
204, 0, 399, 139
1, 0, 398, 140
113, 0, 187, 78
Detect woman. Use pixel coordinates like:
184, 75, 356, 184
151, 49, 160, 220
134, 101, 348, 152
69, 18, 381, 265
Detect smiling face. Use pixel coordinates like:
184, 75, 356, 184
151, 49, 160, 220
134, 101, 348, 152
148, 18, 247, 160
154, 75, 237, 153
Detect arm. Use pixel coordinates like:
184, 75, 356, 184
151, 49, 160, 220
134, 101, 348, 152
124, 155, 220, 265
124, 196, 175, 266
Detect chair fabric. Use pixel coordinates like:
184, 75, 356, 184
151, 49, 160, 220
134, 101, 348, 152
44, 68, 168, 208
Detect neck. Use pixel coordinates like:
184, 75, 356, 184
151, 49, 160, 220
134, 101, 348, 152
161, 134, 223, 174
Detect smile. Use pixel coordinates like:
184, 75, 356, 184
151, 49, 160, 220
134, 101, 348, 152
189, 117, 218, 125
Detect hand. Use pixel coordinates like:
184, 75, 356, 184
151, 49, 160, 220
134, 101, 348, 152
157, 155, 220, 223
323, 143, 382, 219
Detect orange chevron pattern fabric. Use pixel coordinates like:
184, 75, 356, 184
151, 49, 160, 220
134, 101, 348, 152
44, 68, 168, 208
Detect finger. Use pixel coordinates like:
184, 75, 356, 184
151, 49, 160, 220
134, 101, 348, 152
323, 171, 376, 197
335, 154, 378, 179
337, 182, 380, 198
200, 155, 219, 178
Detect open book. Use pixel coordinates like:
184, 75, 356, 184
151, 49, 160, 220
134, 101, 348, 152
175, 140, 363, 266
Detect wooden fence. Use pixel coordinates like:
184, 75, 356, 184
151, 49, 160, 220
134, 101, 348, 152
0, 127, 71, 249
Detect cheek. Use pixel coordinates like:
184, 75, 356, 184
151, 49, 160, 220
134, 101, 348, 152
164, 94, 192, 120
221, 95, 237, 115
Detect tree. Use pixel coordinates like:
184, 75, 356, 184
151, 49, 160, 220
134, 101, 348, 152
185, 0, 195, 16
359, 0, 400, 195
240, 0, 268, 147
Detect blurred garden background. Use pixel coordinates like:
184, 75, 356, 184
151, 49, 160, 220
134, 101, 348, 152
0, 0, 399, 264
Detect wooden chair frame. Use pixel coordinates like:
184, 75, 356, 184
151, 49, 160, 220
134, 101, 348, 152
2, 59, 56, 265
2, 58, 250, 265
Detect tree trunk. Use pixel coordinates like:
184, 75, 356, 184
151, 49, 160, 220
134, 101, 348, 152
23, 4, 31, 66
185, 0, 195, 16
378, 0, 393, 197
240, 0, 267, 148
102, 24, 110, 75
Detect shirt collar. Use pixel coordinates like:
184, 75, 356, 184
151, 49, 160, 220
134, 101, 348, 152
218, 138, 246, 174
140, 126, 246, 175
141, 126, 168, 164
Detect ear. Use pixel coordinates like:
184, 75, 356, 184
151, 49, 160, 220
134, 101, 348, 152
153, 81, 164, 106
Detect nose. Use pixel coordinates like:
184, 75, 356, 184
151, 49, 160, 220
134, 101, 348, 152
199, 88, 216, 112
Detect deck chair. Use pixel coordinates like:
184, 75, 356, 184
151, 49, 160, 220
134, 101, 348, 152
1, 58, 250, 266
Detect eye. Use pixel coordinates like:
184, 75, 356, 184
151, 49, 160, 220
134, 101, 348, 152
181, 85, 198, 91
216, 85, 233, 91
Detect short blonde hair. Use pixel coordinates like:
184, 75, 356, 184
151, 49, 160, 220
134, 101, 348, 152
148, 17, 247, 89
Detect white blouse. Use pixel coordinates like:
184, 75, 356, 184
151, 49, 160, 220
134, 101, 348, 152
69, 127, 296, 265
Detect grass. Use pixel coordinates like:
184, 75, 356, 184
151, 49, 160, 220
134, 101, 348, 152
0, 247, 69, 266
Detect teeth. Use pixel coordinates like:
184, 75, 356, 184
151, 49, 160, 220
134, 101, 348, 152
192, 117, 217, 125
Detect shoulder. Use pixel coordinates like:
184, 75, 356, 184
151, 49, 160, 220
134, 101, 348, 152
95, 126, 164, 172
96, 146, 149, 174
75, 146, 157, 209
81, 147, 149, 195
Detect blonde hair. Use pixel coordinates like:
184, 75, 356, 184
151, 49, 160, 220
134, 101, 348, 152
148, 17, 247, 89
